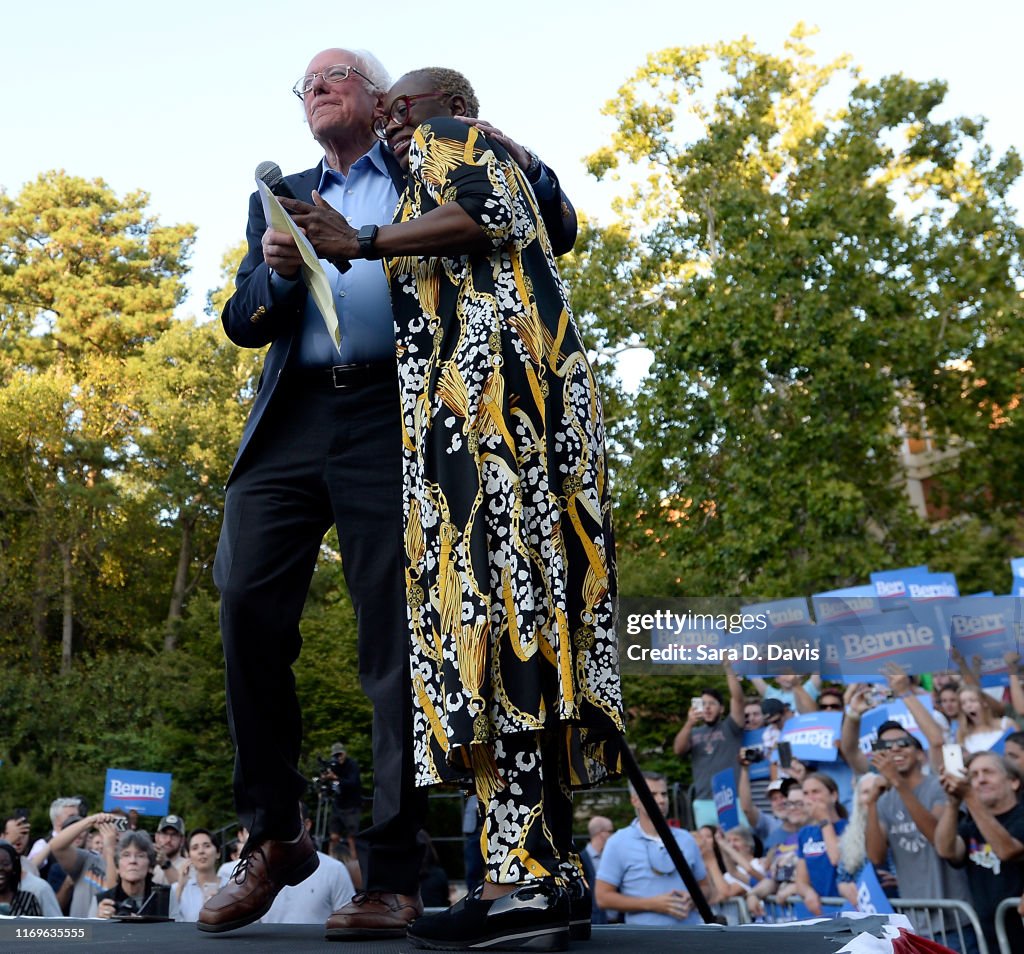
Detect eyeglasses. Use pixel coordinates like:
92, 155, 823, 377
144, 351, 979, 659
786, 800, 806, 809
292, 64, 375, 99
372, 92, 449, 139
874, 737, 913, 751
819, 702, 843, 711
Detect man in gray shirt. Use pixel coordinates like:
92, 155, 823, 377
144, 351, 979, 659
673, 661, 745, 827
865, 721, 973, 949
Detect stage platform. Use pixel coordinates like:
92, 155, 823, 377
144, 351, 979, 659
0, 915, 900, 954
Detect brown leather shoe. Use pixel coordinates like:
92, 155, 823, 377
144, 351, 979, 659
197, 831, 318, 933
325, 890, 424, 940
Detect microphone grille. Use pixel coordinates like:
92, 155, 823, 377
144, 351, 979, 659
255, 161, 285, 189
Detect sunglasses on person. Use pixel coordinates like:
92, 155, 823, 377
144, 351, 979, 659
818, 701, 843, 711
873, 737, 914, 751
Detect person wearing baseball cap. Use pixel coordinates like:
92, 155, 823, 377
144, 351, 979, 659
153, 815, 187, 886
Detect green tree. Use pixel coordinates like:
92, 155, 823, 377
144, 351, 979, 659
570, 24, 1023, 601
123, 317, 262, 648
0, 172, 195, 669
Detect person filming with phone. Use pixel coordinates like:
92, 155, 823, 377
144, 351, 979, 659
673, 661, 746, 827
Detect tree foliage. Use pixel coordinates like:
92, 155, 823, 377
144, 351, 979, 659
565, 24, 1024, 603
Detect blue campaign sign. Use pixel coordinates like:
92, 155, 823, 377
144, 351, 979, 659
1011, 557, 1024, 588
848, 863, 894, 915
812, 586, 881, 625
941, 596, 1022, 684
989, 729, 1015, 755
780, 711, 842, 762
648, 613, 727, 664
740, 597, 812, 629
857, 695, 935, 753
104, 768, 172, 816
870, 566, 930, 610
906, 572, 959, 602
819, 608, 951, 681
743, 729, 771, 780
712, 768, 740, 829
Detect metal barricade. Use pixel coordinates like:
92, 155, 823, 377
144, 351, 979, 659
994, 897, 1022, 954
753, 894, 846, 924
889, 897, 989, 954
712, 896, 752, 925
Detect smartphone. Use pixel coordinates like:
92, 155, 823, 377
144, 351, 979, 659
113, 816, 129, 831
690, 696, 704, 715
778, 741, 793, 769
943, 744, 966, 778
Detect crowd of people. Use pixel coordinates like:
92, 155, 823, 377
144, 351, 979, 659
0, 800, 357, 923
5, 659, 1024, 950
595, 658, 1024, 952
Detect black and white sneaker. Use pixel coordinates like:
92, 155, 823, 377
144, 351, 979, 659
407, 879, 569, 952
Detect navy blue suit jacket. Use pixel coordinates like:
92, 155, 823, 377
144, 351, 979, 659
222, 147, 578, 483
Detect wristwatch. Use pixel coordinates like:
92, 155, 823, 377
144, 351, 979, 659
524, 149, 542, 184
356, 224, 380, 260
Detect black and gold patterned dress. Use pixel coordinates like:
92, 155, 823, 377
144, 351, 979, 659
386, 117, 623, 880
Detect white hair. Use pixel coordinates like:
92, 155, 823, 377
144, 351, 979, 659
349, 49, 390, 92
838, 776, 876, 875
49, 797, 81, 827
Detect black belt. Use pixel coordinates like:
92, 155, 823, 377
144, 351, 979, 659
288, 362, 397, 390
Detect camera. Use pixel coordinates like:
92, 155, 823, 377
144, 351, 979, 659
113, 816, 129, 831
115, 897, 141, 916
741, 747, 764, 763
309, 756, 341, 796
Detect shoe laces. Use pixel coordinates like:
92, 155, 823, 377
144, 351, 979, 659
229, 844, 266, 885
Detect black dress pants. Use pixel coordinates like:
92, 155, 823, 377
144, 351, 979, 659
214, 373, 426, 894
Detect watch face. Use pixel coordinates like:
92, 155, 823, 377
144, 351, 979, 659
358, 225, 379, 257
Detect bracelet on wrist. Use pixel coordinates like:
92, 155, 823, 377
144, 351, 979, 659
845, 705, 861, 720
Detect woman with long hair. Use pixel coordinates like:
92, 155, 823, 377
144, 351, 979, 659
957, 686, 1017, 753
776, 772, 848, 915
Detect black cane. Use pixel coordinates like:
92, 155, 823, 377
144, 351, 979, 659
613, 735, 717, 925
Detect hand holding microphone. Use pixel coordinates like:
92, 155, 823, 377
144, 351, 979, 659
256, 162, 352, 274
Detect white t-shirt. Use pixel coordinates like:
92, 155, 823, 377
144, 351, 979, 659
174, 871, 228, 922
963, 718, 1016, 753
261, 852, 354, 924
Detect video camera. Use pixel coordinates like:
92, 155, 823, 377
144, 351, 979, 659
309, 756, 342, 796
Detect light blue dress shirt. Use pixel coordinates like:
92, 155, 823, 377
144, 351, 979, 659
271, 141, 399, 367
595, 819, 707, 926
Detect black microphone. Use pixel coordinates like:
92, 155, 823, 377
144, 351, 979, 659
255, 161, 298, 200
255, 161, 350, 273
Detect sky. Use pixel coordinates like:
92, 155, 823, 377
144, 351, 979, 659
2, 0, 1021, 321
